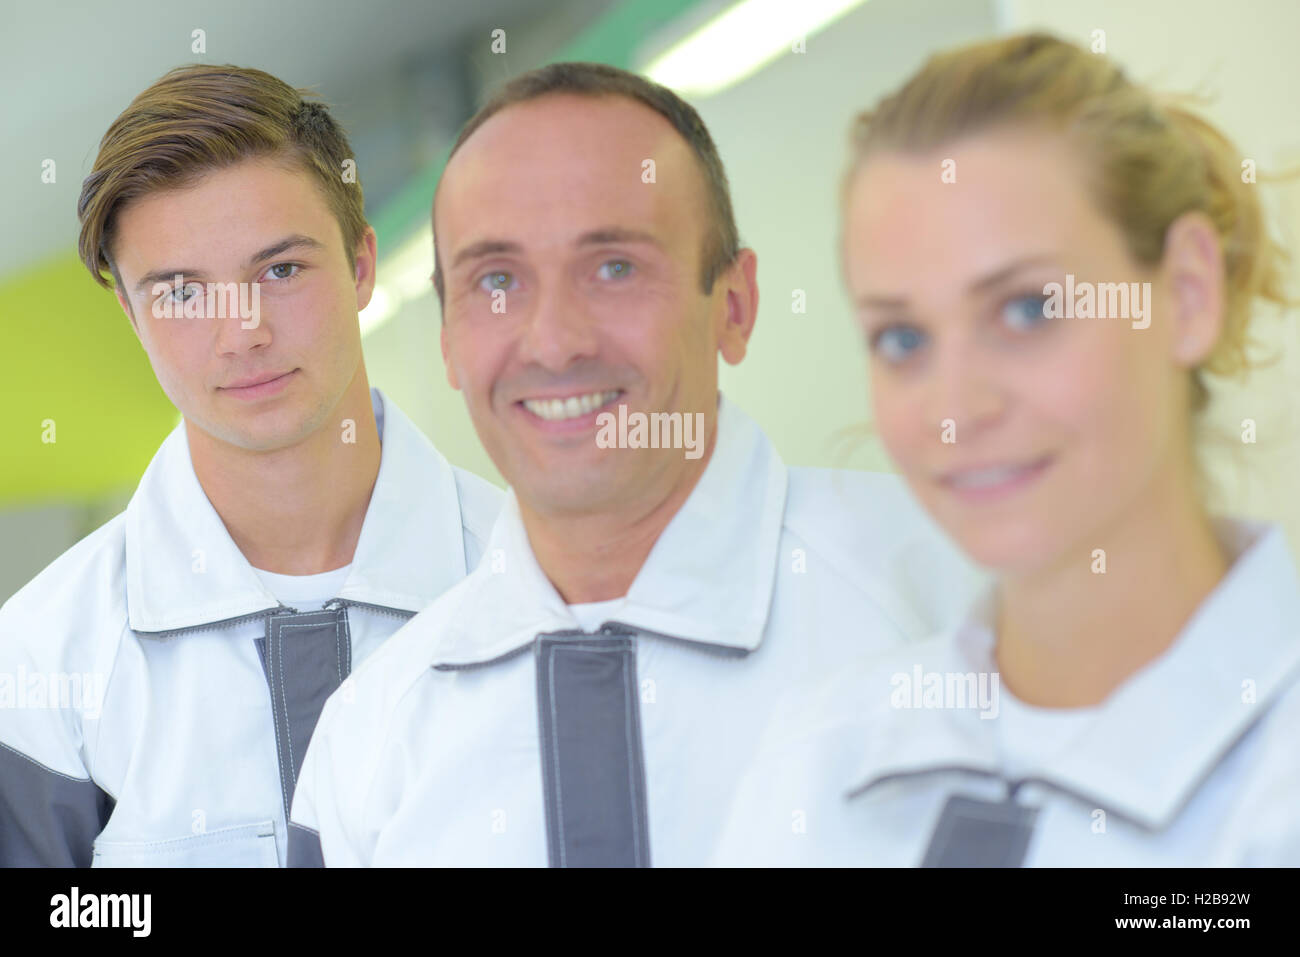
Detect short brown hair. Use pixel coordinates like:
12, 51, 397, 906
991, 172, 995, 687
432, 61, 740, 306
78, 64, 367, 290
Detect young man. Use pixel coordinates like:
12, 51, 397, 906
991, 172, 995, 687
289, 63, 977, 866
0, 65, 502, 866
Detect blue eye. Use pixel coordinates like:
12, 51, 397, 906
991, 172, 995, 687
597, 260, 633, 280
265, 262, 300, 282
871, 325, 927, 363
1002, 294, 1051, 330
478, 271, 516, 293
168, 282, 201, 304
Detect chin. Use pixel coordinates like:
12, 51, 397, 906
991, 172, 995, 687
518, 460, 623, 515
222, 412, 314, 453
945, 516, 1064, 576
519, 481, 604, 516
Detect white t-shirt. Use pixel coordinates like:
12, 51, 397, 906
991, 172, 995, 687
992, 687, 1101, 781
566, 598, 627, 633
252, 563, 354, 612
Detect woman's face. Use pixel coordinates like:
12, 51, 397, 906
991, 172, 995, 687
843, 127, 1206, 576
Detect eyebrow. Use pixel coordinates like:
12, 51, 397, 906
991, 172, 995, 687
855, 255, 1058, 311
133, 234, 326, 293
448, 227, 664, 271
449, 239, 524, 271
575, 227, 662, 249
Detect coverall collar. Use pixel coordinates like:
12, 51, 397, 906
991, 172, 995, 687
430, 394, 789, 668
844, 519, 1300, 832
126, 388, 470, 635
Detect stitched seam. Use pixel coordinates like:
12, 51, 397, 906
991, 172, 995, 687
263, 626, 290, 825
263, 611, 338, 826
542, 637, 638, 867
0, 738, 92, 783
547, 643, 564, 867
277, 628, 293, 810
94, 822, 276, 852
620, 643, 644, 867
551, 640, 638, 867
278, 626, 294, 795
277, 616, 342, 791
338, 608, 351, 680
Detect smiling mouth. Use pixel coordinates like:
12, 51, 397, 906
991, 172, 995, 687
221, 370, 294, 390
939, 455, 1054, 494
519, 389, 622, 422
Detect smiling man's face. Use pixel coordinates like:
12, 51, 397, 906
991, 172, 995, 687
111, 157, 376, 453
437, 93, 751, 518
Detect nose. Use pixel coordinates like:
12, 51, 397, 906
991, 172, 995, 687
515, 278, 599, 373
927, 333, 1006, 443
211, 282, 272, 357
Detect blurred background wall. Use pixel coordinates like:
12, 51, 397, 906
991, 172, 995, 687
2, 0, 1296, 601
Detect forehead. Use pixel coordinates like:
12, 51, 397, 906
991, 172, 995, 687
436, 93, 709, 252
845, 129, 1107, 284
113, 158, 338, 265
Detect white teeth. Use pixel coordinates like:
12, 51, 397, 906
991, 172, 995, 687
948, 464, 1035, 489
522, 390, 620, 421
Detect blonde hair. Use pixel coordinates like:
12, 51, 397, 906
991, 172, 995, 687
843, 32, 1294, 412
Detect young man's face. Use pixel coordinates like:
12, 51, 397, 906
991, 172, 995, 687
111, 157, 376, 453
437, 93, 756, 519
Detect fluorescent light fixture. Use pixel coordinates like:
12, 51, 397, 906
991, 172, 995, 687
359, 223, 437, 337
643, 0, 868, 97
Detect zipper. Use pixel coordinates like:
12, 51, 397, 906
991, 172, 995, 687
535, 623, 637, 640
601, 620, 750, 658
435, 623, 634, 672
139, 597, 412, 640
322, 597, 415, 620
135, 604, 297, 639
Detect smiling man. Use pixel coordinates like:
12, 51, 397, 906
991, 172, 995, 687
288, 62, 977, 867
0, 65, 502, 866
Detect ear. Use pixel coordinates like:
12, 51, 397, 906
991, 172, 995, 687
440, 316, 461, 391
353, 226, 379, 311
717, 248, 759, 366
1162, 211, 1225, 368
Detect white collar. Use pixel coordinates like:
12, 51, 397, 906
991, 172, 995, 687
126, 388, 471, 635
846, 519, 1300, 831
429, 394, 788, 668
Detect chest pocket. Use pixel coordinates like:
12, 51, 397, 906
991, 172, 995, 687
91, 820, 279, 867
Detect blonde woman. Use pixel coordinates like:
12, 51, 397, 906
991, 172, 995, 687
715, 32, 1299, 866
